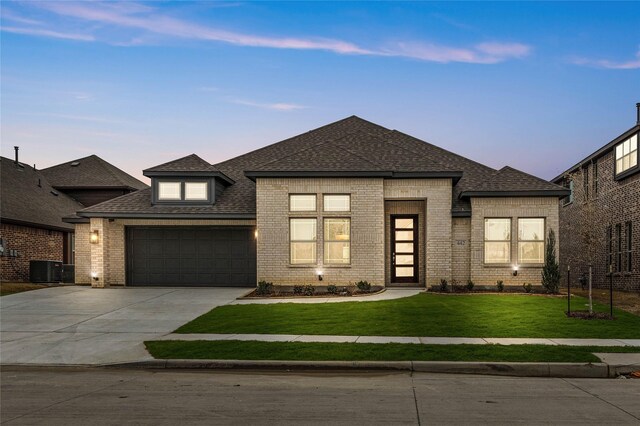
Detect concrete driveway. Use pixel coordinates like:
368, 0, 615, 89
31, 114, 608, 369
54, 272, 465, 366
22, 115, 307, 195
0, 286, 247, 366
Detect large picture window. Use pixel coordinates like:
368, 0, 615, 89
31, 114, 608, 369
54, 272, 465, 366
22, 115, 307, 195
158, 182, 181, 200
324, 218, 350, 264
484, 218, 511, 264
518, 218, 545, 264
323, 195, 350, 212
290, 194, 316, 212
290, 218, 317, 264
615, 133, 638, 175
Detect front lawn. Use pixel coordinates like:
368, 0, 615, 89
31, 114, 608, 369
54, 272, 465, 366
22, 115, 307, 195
145, 340, 640, 363
0, 282, 47, 296
176, 293, 640, 339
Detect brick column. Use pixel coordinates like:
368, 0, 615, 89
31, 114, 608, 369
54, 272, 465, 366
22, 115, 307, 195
90, 218, 108, 288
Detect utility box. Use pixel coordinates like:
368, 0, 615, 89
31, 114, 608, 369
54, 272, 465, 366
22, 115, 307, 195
29, 260, 63, 283
62, 264, 75, 283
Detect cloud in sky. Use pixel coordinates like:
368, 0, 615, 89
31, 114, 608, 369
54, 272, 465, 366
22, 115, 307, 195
570, 47, 640, 70
231, 99, 307, 111
1, 1, 531, 65
0, 25, 94, 42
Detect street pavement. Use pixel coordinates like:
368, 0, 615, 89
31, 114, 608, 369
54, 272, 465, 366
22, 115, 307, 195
1, 367, 639, 425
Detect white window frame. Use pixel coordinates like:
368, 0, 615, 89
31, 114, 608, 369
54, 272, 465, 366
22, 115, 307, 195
290, 218, 317, 264
484, 218, 511, 264
517, 218, 545, 265
289, 194, 317, 212
185, 182, 208, 201
615, 133, 638, 175
158, 181, 182, 200
324, 218, 351, 264
323, 194, 351, 212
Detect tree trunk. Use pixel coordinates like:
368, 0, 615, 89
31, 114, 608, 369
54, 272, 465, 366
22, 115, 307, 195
588, 265, 593, 314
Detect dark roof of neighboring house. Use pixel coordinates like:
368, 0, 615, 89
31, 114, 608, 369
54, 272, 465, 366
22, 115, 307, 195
551, 123, 640, 183
74, 116, 566, 219
40, 154, 148, 190
1, 157, 84, 231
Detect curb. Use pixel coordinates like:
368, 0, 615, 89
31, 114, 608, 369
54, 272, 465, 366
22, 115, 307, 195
106, 359, 623, 378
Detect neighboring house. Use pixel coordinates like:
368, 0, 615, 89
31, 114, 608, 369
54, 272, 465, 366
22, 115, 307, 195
0, 150, 148, 282
552, 104, 639, 291
71, 116, 568, 289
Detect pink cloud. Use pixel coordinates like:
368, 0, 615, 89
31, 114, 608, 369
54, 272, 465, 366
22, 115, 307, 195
570, 48, 640, 70
0, 25, 94, 41
384, 41, 531, 64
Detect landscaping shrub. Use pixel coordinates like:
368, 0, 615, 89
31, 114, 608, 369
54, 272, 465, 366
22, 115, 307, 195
327, 285, 338, 294
293, 285, 304, 295
541, 229, 561, 294
439, 279, 448, 292
523, 283, 533, 293
303, 285, 315, 296
256, 281, 273, 295
496, 280, 504, 292
451, 279, 460, 292
356, 281, 372, 292
466, 280, 475, 292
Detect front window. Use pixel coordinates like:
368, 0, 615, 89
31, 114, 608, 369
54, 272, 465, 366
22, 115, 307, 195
324, 195, 350, 212
626, 221, 633, 273
484, 218, 511, 264
616, 223, 623, 273
158, 182, 181, 200
324, 218, 350, 264
290, 194, 316, 212
185, 182, 208, 200
290, 218, 317, 264
518, 218, 544, 264
615, 133, 638, 175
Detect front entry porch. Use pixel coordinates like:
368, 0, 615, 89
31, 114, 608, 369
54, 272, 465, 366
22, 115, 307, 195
385, 200, 426, 287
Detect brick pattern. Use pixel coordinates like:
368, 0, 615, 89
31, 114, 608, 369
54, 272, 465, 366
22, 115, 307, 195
74, 223, 91, 284
384, 179, 453, 287
470, 197, 559, 285
558, 149, 639, 291
256, 178, 386, 286
384, 200, 426, 286
452, 217, 471, 284
0, 223, 64, 282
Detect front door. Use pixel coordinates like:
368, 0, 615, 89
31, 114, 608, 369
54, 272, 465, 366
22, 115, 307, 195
391, 215, 418, 283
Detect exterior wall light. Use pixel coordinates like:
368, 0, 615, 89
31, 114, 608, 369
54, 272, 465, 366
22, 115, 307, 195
91, 272, 99, 281
512, 265, 518, 277
90, 230, 100, 244
254, 229, 258, 240
316, 270, 323, 281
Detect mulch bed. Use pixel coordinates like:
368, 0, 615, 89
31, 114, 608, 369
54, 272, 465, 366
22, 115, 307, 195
242, 287, 384, 299
565, 310, 614, 320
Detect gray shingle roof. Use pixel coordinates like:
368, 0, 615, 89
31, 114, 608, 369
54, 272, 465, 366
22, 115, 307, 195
1, 157, 85, 231
75, 116, 566, 218
144, 154, 220, 173
40, 155, 148, 190
461, 166, 569, 196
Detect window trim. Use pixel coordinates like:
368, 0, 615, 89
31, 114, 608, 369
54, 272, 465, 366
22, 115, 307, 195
289, 217, 317, 265
625, 221, 633, 273
517, 217, 546, 265
616, 223, 623, 273
562, 180, 574, 207
583, 166, 589, 202
158, 181, 182, 201
484, 217, 512, 265
323, 194, 351, 212
607, 225, 613, 273
184, 181, 209, 201
614, 132, 639, 179
323, 217, 351, 265
153, 178, 213, 205
289, 194, 317, 212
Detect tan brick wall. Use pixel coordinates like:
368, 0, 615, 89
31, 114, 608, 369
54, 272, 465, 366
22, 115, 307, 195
452, 217, 471, 284
83, 218, 255, 286
74, 223, 91, 284
470, 197, 560, 285
384, 200, 426, 286
384, 179, 452, 287
256, 178, 385, 286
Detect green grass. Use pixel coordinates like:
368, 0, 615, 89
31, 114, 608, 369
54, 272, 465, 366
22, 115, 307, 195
145, 340, 640, 363
176, 293, 640, 339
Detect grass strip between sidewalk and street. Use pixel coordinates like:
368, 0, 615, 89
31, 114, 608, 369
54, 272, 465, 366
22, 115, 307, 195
145, 340, 640, 363
175, 293, 640, 339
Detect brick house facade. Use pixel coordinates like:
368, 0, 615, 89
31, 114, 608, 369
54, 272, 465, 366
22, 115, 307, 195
552, 105, 640, 291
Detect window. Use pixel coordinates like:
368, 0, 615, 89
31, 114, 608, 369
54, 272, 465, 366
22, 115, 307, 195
484, 218, 511, 264
185, 182, 208, 200
615, 133, 638, 175
518, 218, 545, 264
290, 194, 316, 212
593, 161, 599, 196
324, 218, 350, 264
563, 180, 574, 206
323, 195, 350, 212
616, 224, 623, 273
626, 221, 633, 273
158, 182, 181, 200
607, 226, 613, 272
583, 166, 589, 201
290, 218, 316, 264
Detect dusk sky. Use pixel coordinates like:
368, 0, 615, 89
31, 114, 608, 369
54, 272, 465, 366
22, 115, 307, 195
1, 1, 639, 183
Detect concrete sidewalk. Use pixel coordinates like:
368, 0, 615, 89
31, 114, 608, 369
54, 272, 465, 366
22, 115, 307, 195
157, 333, 640, 347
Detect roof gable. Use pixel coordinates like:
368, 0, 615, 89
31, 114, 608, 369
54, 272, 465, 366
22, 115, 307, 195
461, 166, 569, 197
144, 154, 220, 174
41, 155, 148, 190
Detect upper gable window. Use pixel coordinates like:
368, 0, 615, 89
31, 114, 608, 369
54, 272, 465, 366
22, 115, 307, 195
158, 182, 181, 200
185, 182, 208, 200
615, 133, 638, 175
290, 194, 316, 212
324, 194, 350, 212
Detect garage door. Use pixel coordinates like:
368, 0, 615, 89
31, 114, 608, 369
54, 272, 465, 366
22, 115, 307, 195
126, 227, 256, 287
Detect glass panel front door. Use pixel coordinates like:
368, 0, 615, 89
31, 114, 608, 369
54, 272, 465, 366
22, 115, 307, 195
391, 215, 418, 283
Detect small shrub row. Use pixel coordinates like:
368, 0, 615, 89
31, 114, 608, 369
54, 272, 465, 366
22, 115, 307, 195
431, 279, 539, 294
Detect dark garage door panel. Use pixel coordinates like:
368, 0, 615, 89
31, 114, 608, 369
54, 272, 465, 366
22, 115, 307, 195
127, 227, 256, 287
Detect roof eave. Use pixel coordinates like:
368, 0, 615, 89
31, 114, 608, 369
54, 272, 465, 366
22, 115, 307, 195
0, 217, 75, 232
460, 190, 571, 198
143, 170, 235, 185
75, 212, 255, 220
244, 170, 463, 182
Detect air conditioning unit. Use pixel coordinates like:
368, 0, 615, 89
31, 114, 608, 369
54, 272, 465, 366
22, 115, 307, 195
29, 260, 63, 283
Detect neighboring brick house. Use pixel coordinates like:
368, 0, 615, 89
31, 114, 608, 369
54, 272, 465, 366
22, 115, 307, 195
70, 116, 568, 288
552, 104, 640, 291
0, 151, 147, 282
